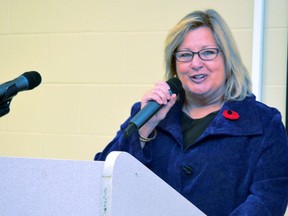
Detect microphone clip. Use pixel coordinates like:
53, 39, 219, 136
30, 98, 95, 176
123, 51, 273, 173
0, 84, 18, 117
0, 99, 11, 117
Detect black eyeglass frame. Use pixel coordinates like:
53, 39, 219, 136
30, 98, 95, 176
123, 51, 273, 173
174, 48, 223, 62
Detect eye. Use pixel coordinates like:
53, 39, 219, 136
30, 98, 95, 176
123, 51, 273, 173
200, 49, 217, 56
176, 52, 192, 58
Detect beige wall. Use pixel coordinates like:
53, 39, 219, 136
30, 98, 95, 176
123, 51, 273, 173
0, 0, 287, 162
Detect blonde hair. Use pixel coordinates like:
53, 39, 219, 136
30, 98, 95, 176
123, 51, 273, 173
164, 9, 252, 101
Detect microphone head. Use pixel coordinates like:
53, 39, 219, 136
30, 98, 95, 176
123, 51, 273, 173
22, 71, 42, 90
166, 77, 182, 95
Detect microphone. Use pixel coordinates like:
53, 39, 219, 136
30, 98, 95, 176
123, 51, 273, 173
0, 71, 42, 117
124, 77, 182, 137
0, 71, 42, 102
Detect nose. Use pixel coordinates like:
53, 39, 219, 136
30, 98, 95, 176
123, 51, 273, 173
190, 54, 203, 71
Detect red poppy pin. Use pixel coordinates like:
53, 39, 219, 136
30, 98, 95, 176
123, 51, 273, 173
222, 110, 240, 120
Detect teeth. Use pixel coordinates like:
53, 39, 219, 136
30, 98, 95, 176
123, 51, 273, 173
192, 74, 206, 79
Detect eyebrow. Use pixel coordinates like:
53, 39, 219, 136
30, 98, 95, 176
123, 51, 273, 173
177, 46, 219, 52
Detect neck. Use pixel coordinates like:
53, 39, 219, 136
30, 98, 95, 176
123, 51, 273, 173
183, 94, 224, 119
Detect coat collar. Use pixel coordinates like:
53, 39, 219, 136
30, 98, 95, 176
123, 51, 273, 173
204, 95, 263, 136
158, 94, 263, 145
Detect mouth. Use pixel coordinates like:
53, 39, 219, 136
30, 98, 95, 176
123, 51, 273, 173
191, 74, 208, 82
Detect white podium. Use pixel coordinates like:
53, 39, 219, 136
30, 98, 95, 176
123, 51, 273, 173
0, 151, 206, 216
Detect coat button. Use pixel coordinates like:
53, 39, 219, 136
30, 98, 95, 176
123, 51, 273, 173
182, 165, 193, 175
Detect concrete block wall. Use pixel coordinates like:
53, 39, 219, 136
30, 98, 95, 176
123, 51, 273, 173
0, 0, 287, 161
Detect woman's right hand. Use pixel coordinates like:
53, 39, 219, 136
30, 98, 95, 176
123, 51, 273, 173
138, 81, 177, 138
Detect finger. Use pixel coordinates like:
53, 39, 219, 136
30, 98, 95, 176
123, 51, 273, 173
162, 94, 177, 111
152, 82, 172, 104
142, 84, 170, 106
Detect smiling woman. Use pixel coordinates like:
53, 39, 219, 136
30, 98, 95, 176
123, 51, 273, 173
174, 27, 226, 117
94, 9, 288, 216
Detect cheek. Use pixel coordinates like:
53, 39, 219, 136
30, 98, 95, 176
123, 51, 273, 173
175, 62, 188, 75
216, 62, 226, 83
208, 57, 226, 81
210, 67, 226, 87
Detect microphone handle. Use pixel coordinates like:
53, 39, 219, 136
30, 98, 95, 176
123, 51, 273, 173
0, 76, 29, 97
124, 101, 161, 137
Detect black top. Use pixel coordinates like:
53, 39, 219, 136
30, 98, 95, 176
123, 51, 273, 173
181, 111, 219, 150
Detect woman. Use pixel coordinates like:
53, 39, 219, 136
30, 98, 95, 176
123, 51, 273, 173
95, 10, 288, 215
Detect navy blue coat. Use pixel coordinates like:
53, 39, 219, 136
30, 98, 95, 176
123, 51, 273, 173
95, 95, 288, 216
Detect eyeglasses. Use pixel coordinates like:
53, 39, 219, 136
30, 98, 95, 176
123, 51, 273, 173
174, 48, 222, 62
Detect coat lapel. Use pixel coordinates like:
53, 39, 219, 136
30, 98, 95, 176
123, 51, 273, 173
204, 96, 263, 137
157, 95, 263, 146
